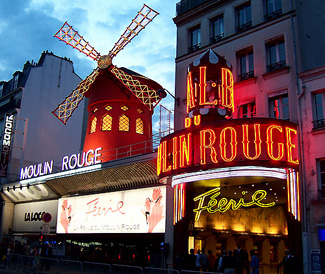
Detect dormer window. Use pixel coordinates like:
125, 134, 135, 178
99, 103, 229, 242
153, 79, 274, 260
12, 74, 19, 90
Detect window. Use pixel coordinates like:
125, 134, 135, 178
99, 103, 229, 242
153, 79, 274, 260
137, 108, 144, 114
119, 114, 129, 131
312, 92, 325, 130
121, 105, 129, 111
105, 105, 112, 111
238, 50, 254, 81
317, 159, 325, 198
136, 118, 144, 134
102, 114, 112, 131
92, 108, 98, 113
189, 26, 201, 52
266, 39, 286, 72
210, 15, 224, 43
236, 3, 252, 32
90, 117, 97, 133
264, 0, 282, 21
12, 74, 19, 90
0, 84, 3, 97
269, 94, 289, 120
238, 101, 256, 118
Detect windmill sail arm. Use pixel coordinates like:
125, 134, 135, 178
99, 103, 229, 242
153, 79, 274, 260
54, 21, 101, 61
52, 69, 100, 124
109, 66, 161, 111
108, 4, 159, 58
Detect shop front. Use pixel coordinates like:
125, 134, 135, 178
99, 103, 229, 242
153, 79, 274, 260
2, 152, 169, 268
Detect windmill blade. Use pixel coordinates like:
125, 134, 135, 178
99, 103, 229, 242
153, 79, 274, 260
108, 4, 159, 58
52, 69, 100, 124
54, 21, 101, 61
110, 66, 161, 111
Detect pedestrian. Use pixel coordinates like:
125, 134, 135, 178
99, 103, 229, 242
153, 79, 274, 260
224, 251, 235, 274
200, 249, 208, 271
233, 243, 246, 274
31, 246, 39, 270
250, 250, 259, 274
207, 249, 216, 271
277, 249, 297, 274
41, 243, 52, 271
186, 248, 196, 270
195, 249, 202, 270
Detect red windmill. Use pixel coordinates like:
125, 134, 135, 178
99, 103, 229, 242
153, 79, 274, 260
52, 5, 164, 161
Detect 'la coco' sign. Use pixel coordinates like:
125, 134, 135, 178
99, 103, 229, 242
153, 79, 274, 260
157, 118, 299, 178
20, 147, 102, 180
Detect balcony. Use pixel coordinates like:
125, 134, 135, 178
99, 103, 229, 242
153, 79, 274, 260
264, 9, 282, 21
238, 71, 255, 82
176, 0, 211, 16
312, 118, 325, 130
236, 21, 252, 33
210, 33, 224, 43
267, 60, 287, 73
188, 43, 201, 53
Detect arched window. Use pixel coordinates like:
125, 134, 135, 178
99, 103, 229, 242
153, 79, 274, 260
90, 117, 97, 133
119, 114, 129, 131
136, 118, 144, 134
102, 114, 112, 131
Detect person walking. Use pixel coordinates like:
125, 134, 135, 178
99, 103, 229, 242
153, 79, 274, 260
195, 249, 202, 271
233, 244, 246, 274
250, 250, 259, 274
186, 249, 197, 270
207, 249, 216, 271
277, 250, 297, 274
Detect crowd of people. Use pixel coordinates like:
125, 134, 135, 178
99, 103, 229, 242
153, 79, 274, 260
177, 244, 297, 274
0, 240, 53, 271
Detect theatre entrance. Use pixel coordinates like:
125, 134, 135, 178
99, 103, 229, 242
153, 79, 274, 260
173, 167, 302, 273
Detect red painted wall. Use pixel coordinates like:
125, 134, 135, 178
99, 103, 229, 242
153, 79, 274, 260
82, 69, 153, 161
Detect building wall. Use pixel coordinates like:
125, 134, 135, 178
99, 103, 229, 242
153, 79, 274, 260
0, 52, 86, 182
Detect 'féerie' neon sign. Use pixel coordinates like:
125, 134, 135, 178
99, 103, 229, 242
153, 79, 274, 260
193, 187, 275, 221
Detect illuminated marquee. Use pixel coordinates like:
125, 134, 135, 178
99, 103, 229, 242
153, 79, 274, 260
193, 187, 275, 221
20, 147, 102, 180
157, 118, 299, 178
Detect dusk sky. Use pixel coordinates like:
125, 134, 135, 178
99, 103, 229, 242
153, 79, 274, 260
0, 0, 177, 132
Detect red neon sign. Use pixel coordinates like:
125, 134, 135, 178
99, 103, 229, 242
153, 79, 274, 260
186, 66, 234, 114
157, 118, 299, 178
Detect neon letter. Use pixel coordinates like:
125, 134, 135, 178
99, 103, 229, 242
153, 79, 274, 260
266, 125, 284, 161
242, 124, 262, 160
179, 134, 192, 168
200, 129, 218, 165
286, 127, 299, 164
220, 127, 237, 162
220, 68, 234, 111
187, 71, 196, 113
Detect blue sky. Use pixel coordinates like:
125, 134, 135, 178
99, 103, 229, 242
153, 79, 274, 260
0, 0, 177, 132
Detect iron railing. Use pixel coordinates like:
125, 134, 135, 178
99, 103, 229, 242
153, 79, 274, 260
312, 118, 325, 130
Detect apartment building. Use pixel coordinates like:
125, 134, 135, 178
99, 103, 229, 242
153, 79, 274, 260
0, 51, 86, 183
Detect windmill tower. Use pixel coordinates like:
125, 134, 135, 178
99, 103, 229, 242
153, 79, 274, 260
52, 5, 164, 161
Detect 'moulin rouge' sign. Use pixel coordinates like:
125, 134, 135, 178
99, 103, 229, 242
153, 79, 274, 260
157, 49, 299, 179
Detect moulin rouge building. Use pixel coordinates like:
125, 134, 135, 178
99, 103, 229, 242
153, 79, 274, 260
157, 49, 302, 271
